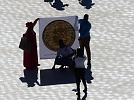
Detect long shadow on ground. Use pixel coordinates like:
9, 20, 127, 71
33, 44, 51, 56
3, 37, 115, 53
19, 68, 40, 87
40, 66, 93, 86
19, 66, 93, 86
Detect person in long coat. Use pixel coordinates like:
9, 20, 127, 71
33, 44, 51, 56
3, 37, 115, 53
23, 18, 40, 70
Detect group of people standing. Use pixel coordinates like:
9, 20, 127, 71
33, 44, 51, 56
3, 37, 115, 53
22, 14, 92, 96
51, 14, 91, 96
74, 14, 92, 96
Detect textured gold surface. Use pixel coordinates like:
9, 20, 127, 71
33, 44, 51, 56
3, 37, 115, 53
42, 20, 75, 52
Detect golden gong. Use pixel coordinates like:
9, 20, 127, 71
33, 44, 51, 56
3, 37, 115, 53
42, 20, 76, 52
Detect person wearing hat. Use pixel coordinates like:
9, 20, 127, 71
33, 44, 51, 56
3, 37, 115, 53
23, 18, 40, 70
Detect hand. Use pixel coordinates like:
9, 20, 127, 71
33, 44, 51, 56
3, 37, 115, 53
33, 18, 39, 25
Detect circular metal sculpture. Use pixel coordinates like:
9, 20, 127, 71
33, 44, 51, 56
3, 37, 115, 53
42, 20, 76, 52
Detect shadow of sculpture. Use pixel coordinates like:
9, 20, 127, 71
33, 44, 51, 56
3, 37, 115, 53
78, 0, 95, 9
40, 68, 75, 86
40, 67, 93, 86
19, 68, 40, 87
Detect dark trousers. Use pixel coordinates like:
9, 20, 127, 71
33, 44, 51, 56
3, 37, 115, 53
54, 57, 72, 66
74, 68, 87, 92
79, 36, 91, 61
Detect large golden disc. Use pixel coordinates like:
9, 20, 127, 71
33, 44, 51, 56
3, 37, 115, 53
42, 20, 76, 52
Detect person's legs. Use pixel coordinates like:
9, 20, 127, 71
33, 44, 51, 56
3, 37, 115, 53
59, 57, 71, 70
69, 60, 75, 71
80, 68, 87, 93
74, 68, 81, 95
52, 62, 56, 70
62, 58, 72, 66
52, 58, 57, 70
76, 79, 80, 95
59, 65, 65, 71
79, 39, 84, 50
83, 36, 91, 65
52, 57, 60, 70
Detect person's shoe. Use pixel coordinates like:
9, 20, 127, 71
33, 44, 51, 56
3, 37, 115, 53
76, 92, 80, 96
83, 88, 87, 93
37, 64, 40, 66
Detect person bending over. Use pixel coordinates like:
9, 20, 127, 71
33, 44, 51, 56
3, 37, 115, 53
52, 39, 75, 70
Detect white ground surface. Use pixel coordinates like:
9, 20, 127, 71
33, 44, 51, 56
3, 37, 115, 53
0, 0, 134, 99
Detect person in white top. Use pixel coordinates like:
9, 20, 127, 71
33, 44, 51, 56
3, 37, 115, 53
73, 48, 87, 96
52, 39, 75, 70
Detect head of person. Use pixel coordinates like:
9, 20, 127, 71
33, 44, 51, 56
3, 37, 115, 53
83, 14, 89, 21
76, 48, 84, 57
26, 22, 33, 28
58, 39, 65, 48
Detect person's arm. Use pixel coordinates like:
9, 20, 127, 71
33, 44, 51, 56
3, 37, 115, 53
33, 18, 39, 26
57, 48, 61, 57
68, 52, 74, 58
64, 46, 75, 59
78, 19, 83, 33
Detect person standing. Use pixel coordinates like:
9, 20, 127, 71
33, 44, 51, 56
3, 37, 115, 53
23, 18, 40, 70
78, 14, 91, 66
73, 48, 87, 96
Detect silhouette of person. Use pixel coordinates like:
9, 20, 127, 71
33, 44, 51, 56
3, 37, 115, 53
73, 48, 87, 96
52, 39, 75, 70
79, 0, 95, 9
78, 14, 91, 66
23, 18, 40, 70
19, 68, 40, 87
49, 0, 68, 10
